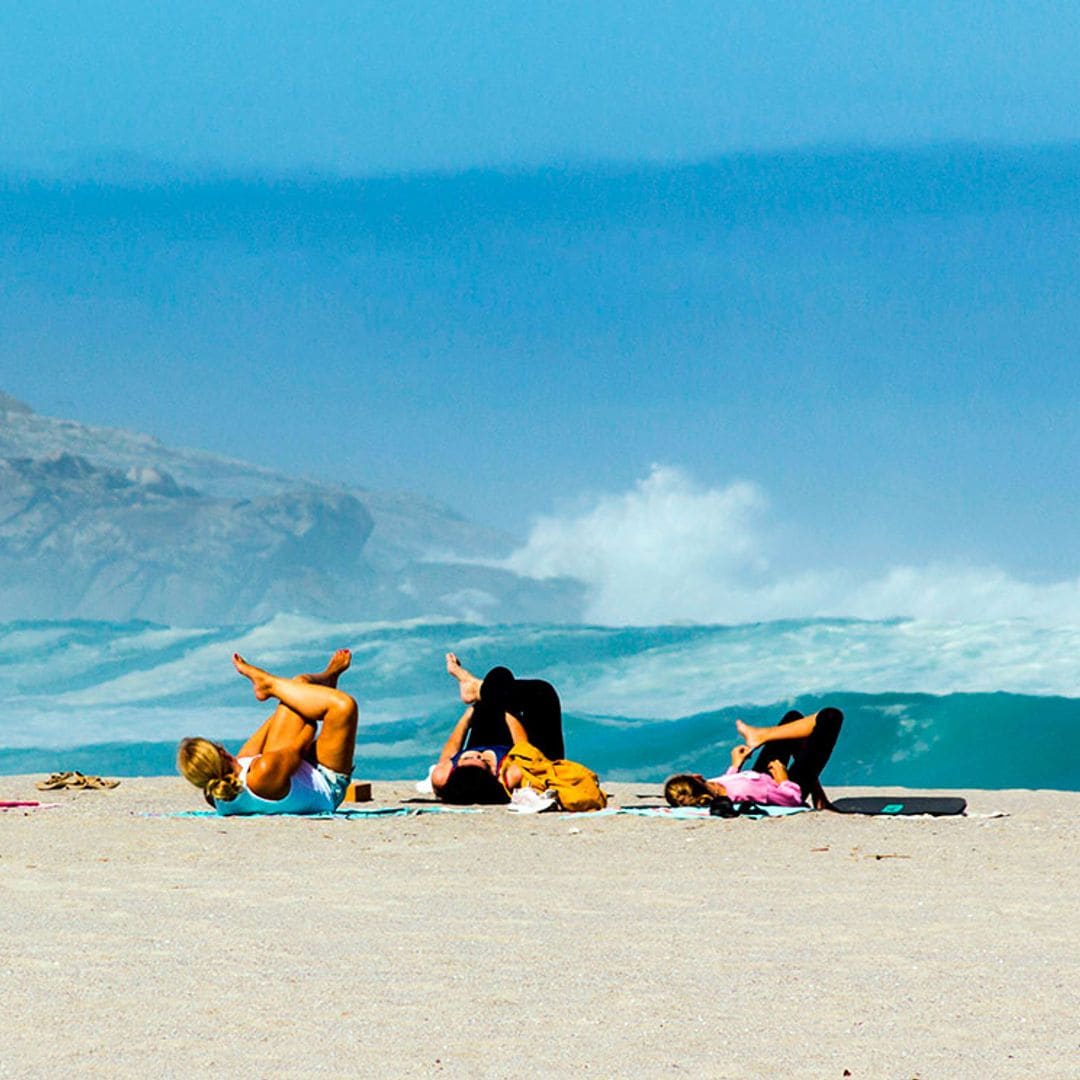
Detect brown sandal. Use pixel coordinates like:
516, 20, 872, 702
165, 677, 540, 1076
80, 775, 120, 790
36, 771, 80, 790
35, 771, 119, 791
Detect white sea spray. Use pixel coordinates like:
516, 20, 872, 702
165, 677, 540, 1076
2, 614, 1078, 789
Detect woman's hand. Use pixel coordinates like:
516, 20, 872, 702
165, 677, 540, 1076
731, 744, 753, 770
767, 759, 789, 783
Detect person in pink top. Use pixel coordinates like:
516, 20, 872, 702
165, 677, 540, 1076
663, 707, 843, 811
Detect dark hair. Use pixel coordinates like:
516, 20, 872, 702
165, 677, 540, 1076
439, 765, 511, 805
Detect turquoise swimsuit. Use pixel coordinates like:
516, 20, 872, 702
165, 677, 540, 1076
215, 756, 351, 816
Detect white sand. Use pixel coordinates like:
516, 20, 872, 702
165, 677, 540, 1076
1, 778, 1077, 1079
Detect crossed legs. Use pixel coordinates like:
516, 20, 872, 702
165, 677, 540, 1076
233, 651, 359, 775
737, 708, 844, 809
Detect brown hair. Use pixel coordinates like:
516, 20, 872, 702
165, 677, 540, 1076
663, 773, 714, 808
177, 737, 242, 805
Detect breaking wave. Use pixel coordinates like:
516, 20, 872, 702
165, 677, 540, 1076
2, 614, 1077, 790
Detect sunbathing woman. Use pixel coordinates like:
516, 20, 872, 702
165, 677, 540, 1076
431, 652, 566, 804
177, 650, 358, 815
664, 708, 843, 811
444, 653, 564, 755
431, 654, 605, 810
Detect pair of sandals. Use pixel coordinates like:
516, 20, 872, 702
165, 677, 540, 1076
709, 795, 770, 818
35, 771, 120, 791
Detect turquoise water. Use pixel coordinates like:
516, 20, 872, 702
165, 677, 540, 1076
2, 616, 1078, 790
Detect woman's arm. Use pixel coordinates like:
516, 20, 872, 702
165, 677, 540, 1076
505, 712, 528, 747
438, 706, 474, 761
499, 715, 536, 791
431, 706, 474, 793
730, 744, 753, 771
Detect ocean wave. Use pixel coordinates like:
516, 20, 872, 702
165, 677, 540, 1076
3, 614, 1078, 789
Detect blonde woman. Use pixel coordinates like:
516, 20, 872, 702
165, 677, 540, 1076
178, 650, 358, 815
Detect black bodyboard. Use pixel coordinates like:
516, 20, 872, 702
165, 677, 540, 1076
831, 796, 967, 816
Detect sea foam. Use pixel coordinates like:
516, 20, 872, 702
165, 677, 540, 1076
2, 614, 1078, 789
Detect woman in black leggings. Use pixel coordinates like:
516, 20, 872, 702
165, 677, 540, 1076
737, 708, 844, 809
430, 653, 565, 803
664, 707, 844, 810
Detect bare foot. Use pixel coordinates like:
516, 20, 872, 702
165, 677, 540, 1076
318, 648, 351, 686
233, 653, 274, 701
735, 719, 766, 750
445, 652, 482, 703
326, 648, 351, 677
295, 648, 352, 687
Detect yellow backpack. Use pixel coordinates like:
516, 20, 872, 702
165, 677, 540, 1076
502, 741, 608, 812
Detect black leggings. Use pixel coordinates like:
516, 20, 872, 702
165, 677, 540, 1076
464, 669, 565, 761
752, 707, 843, 807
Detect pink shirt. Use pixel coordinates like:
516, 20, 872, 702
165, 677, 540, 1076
710, 767, 804, 807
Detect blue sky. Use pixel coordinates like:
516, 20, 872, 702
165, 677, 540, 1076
2, 1, 1079, 174
1, 4, 1079, 620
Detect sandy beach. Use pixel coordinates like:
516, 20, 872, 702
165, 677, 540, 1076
1, 777, 1076, 1079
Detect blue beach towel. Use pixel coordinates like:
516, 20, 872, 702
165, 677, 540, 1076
153, 805, 807, 820
591, 805, 811, 819
156, 806, 482, 819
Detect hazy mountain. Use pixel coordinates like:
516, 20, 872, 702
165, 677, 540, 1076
0, 394, 582, 624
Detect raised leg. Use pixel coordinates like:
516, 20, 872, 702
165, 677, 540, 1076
446, 652, 482, 703
738, 711, 819, 751
463, 701, 515, 748
296, 648, 351, 688
468, 670, 565, 761
514, 680, 564, 761
237, 703, 318, 761
234, 654, 358, 775
746, 708, 843, 808
236, 650, 352, 760
787, 707, 843, 808
748, 710, 808, 773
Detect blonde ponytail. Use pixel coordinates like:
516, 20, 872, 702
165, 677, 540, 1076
204, 773, 243, 803
177, 737, 241, 804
